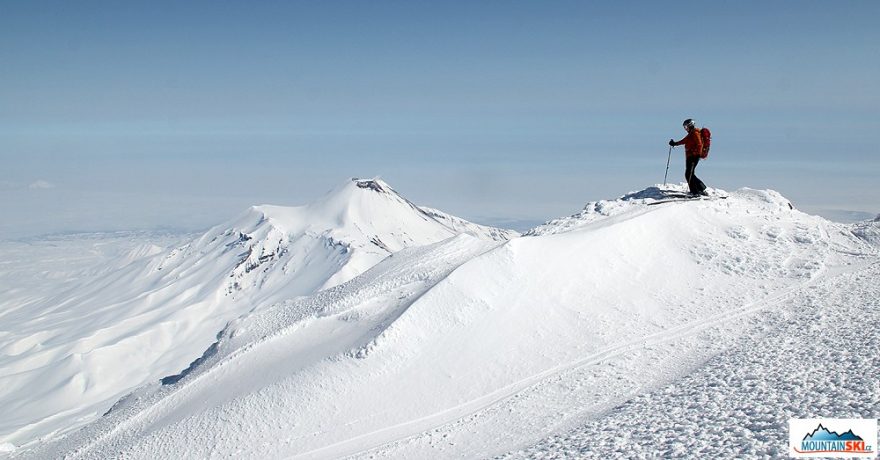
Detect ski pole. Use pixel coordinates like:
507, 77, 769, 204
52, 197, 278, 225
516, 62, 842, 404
663, 145, 672, 186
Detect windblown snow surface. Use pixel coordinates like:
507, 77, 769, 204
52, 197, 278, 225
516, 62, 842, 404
0, 178, 515, 454
2, 183, 879, 459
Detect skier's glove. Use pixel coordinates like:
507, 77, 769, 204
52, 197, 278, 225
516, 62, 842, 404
668, 139, 675, 146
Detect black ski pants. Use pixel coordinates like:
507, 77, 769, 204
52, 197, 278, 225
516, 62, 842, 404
685, 156, 706, 194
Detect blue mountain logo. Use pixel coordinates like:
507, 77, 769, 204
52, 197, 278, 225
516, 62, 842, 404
803, 424, 864, 442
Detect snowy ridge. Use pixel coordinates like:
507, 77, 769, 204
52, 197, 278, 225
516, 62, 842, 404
419, 206, 519, 241
851, 214, 880, 245
0, 178, 513, 450
10, 183, 878, 459
526, 184, 737, 236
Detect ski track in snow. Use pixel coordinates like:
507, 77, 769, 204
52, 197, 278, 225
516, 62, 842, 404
347, 262, 876, 459
4, 183, 879, 459
342, 189, 879, 459
503, 260, 880, 459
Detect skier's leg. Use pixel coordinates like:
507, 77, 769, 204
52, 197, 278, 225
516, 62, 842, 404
685, 157, 706, 194
685, 157, 698, 193
690, 157, 706, 193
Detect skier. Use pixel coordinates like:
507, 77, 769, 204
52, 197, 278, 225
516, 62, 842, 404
669, 118, 707, 195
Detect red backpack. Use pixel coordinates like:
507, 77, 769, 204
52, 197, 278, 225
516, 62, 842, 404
699, 127, 711, 159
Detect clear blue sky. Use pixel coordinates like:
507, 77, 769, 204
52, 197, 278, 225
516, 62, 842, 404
2, 1, 878, 238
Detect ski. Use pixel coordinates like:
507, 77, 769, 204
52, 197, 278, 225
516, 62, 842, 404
648, 195, 728, 206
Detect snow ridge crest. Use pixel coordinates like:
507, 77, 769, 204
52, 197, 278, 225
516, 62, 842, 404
525, 184, 797, 237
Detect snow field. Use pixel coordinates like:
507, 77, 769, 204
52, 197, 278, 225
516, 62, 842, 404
0, 178, 514, 450
13, 185, 877, 459
353, 190, 878, 459
505, 260, 880, 459
16, 235, 503, 459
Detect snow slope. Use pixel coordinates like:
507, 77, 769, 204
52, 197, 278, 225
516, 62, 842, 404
505, 261, 880, 458
0, 178, 514, 450
11, 184, 878, 459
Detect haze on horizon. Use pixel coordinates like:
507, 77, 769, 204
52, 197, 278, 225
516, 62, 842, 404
2, 1, 878, 239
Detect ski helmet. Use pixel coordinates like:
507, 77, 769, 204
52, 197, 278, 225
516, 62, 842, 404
682, 118, 696, 130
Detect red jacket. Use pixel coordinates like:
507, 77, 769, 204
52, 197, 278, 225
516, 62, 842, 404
673, 128, 704, 158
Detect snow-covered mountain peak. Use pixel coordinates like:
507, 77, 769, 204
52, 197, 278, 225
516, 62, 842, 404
302, 177, 444, 239
5, 179, 879, 458
352, 177, 395, 193
230, 177, 518, 245
0, 177, 516, 450
308, 177, 413, 211
225, 178, 438, 240
184, 177, 516, 298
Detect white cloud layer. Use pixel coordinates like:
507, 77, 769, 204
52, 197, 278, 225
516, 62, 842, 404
28, 180, 56, 190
